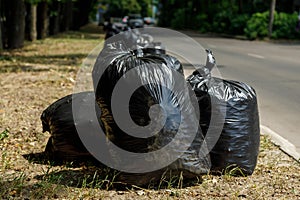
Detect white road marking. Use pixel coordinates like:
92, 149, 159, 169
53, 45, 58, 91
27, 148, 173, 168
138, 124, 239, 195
248, 53, 265, 59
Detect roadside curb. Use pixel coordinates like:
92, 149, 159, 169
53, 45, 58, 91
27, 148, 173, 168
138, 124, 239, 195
260, 125, 300, 162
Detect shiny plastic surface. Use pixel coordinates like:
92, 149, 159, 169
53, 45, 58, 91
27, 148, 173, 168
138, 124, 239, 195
92, 42, 211, 177
187, 70, 260, 175
41, 91, 100, 161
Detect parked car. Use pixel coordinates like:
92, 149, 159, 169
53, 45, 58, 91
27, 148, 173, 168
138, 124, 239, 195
127, 14, 144, 28
143, 17, 156, 25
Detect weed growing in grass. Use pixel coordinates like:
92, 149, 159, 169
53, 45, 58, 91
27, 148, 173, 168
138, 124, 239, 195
0, 129, 9, 141
30, 166, 64, 199
155, 170, 200, 190
0, 172, 28, 198
260, 135, 274, 151
223, 165, 246, 177
12, 172, 27, 193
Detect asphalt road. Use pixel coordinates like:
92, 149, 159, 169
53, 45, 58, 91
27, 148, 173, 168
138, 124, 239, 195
178, 33, 300, 158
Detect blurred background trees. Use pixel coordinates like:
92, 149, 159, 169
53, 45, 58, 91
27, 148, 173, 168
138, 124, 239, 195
102, 0, 141, 18
0, 0, 97, 49
158, 0, 300, 40
0, 0, 299, 50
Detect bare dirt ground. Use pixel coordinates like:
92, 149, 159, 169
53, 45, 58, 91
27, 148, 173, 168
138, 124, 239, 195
0, 24, 299, 199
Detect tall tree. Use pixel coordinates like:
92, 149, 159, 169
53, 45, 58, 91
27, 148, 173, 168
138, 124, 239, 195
105, 0, 141, 18
4, 0, 26, 49
269, 0, 276, 38
37, 0, 49, 39
25, 1, 38, 41
49, 0, 61, 35
0, 0, 3, 49
0, 18, 2, 50
72, 0, 97, 30
60, 0, 73, 31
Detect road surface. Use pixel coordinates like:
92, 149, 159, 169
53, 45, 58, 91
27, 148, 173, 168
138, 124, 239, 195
179, 33, 300, 159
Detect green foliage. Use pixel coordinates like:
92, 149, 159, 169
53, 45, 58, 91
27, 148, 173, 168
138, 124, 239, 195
137, 0, 152, 17
25, 0, 73, 4
0, 129, 9, 141
25, 0, 41, 4
229, 14, 250, 35
210, 2, 241, 34
166, 0, 249, 35
272, 12, 299, 39
121, 0, 141, 14
159, 0, 300, 40
244, 11, 269, 40
196, 13, 210, 33
212, 10, 233, 33
245, 11, 300, 39
105, 0, 141, 18
170, 1, 203, 30
171, 8, 186, 29
252, 0, 270, 13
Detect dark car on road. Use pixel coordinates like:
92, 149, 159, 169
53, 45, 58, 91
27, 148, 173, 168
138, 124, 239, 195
143, 17, 156, 25
127, 14, 144, 28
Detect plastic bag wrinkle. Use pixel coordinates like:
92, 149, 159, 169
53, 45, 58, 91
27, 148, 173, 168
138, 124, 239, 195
187, 70, 260, 175
93, 43, 210, 178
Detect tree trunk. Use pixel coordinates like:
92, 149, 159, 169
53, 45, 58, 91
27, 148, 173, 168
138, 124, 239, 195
37, 1, 49, 39
0, 0, 3, 49
72, 0, 95, 30
0, 18, 2, 50
49, 1, 61, 35
26, 3, 37, 41
238, 0, 243, 13
60, 0, 73, 32
4, 0, 25, 49
0, 0, 5, 49
269, 0, 276, 38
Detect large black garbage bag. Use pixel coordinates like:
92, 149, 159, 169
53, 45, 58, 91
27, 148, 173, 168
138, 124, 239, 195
41, 91, 100, 162
187, 70, 260, 175
92, 42, 210, 184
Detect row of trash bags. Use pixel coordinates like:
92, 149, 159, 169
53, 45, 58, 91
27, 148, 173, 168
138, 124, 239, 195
41, 31, 260, 186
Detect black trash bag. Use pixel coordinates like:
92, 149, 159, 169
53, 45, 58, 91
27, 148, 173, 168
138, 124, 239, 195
141, 42, 166, 55
142, 53, 182, 74
92, 41, 182, 92
104, 22, 129, 40
41, 91, 101, 162
187, 70, 260, 175
104, 28, 166, 55
92, 43, 184, 152
92, 42, 210, 184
